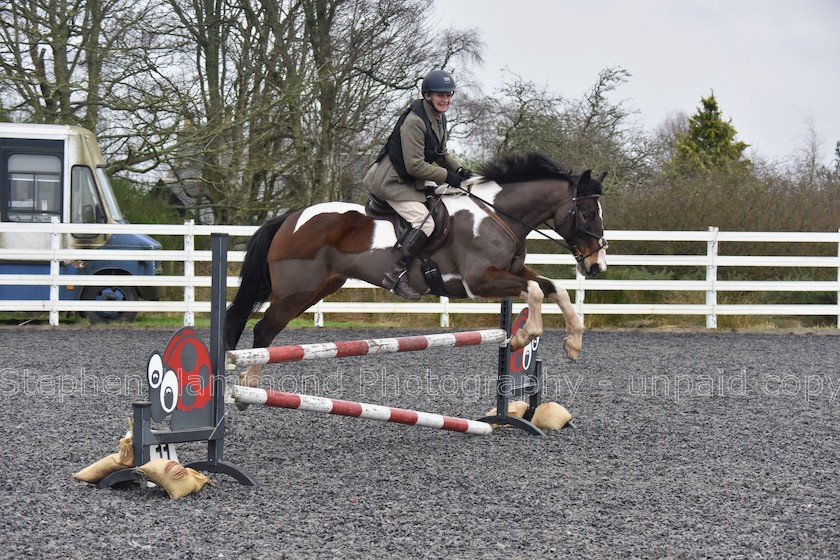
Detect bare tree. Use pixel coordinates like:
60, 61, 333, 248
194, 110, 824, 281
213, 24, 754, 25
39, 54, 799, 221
833, 141, 840, 174
1, 0, 482, 223
0, 0, 183, 173
651, 110, 689, 171
287, 0, 483, 204
465, 71, 567, 159
791, 116, 826, 189
152, 0, 482, 222
460, 67, 654, 192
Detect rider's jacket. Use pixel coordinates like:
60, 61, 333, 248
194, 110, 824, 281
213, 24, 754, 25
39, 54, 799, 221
362, 98, 460, 203
377, 99, 446, 182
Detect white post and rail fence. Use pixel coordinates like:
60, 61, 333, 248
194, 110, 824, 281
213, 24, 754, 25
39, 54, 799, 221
1, 221, 838, 328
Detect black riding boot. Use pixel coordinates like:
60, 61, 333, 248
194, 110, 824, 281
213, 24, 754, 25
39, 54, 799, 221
382, 229, 429, 300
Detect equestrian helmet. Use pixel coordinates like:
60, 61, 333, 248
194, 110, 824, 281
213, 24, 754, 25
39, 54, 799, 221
421, 70, 456, 93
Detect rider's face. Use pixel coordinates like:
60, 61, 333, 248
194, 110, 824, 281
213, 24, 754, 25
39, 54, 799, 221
427, 92, 454, 113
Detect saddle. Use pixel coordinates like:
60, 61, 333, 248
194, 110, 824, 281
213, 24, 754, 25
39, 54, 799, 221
364, 194, 451, 296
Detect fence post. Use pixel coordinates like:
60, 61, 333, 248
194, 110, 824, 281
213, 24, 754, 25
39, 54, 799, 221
706, 226, 719, 329
440, 296, 450, 328
183, 219, 195, 326
49, 217, 60, 326
575, 267, 585, 324
313, 299, 324, 327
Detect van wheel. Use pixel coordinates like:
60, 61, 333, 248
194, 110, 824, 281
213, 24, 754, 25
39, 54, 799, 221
81, 286, 139, 324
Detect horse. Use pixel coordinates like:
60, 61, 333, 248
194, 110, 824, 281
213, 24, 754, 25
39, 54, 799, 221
225, 152, 607, 391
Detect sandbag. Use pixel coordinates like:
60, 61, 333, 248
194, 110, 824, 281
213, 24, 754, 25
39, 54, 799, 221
485, 399, 529, 418
73, 453, 130, 484
485, 400, 530, 428
118, 432, 134, 467
74, 418, 137, 484
530, 401, 572, 430
136, 459, 210, 499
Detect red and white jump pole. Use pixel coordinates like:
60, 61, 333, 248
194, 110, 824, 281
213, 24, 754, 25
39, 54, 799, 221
226, 329, 508, 368
229, 385, 494, 435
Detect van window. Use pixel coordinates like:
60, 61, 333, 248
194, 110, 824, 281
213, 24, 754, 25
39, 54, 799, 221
96, 166, 124, 221
7, 154, 62, 222
71, 165, 105, 224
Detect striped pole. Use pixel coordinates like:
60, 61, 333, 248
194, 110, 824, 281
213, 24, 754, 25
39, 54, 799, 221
230, 385, 494, 436
226, 329, 507, 368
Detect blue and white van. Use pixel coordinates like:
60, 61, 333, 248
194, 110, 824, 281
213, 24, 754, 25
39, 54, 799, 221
0, 123, 161, 322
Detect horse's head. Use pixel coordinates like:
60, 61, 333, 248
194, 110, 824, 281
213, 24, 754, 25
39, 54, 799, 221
475, 152, 607, 276
554, 170, 608, 277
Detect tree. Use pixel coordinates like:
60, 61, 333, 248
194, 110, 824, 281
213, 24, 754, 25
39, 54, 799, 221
1, 0, 482, 224
563, 67, 653, 191
460, 67, 654, 192
835, 140, 840, 173
155, 0, 482, 223
650, 110, 689, 171
666, 93, 749, 175
0, 0, 183, 173
285, 0, 482, 205
462, 71, 566, 159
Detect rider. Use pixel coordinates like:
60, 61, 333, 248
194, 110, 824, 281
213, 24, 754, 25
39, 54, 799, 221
363, 69, 471, 300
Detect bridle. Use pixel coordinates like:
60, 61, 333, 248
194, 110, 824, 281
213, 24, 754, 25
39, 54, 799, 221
452, 183, 608, 264
561, 193, 609, 263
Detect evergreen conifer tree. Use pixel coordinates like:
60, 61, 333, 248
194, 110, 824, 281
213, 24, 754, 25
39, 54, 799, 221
667, 93, 749, 174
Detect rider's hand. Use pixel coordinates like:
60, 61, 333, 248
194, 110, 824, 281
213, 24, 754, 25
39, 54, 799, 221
457, 167, 473, 179
445, 170, 463, 188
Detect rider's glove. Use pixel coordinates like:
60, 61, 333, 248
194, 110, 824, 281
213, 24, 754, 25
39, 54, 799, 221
445, 170, 463, 188
457, 167, 473, 179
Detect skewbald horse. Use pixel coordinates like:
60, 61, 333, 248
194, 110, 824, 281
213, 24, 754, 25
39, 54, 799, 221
226, 152, 607, 391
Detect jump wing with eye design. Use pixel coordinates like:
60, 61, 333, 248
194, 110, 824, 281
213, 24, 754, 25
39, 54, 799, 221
146, 327, 214, 429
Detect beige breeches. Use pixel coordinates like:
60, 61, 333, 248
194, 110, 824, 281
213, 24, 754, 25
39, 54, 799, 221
388, 200, 435, 236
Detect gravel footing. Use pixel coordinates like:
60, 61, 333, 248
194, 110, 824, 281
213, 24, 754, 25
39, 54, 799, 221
1, 326, 838, 559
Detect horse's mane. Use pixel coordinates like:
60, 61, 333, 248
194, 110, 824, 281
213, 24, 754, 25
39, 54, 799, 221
477, 152, 572, 185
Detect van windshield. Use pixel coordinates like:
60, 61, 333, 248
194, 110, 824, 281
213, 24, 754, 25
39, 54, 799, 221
96, 166, 124, 222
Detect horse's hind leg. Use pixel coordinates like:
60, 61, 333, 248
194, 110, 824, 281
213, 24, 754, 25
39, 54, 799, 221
238, 276, 346, 397
237, 299, 298, 390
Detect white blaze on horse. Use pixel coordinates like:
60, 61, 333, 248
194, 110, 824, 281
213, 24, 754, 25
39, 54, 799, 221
226, 152, 607, 390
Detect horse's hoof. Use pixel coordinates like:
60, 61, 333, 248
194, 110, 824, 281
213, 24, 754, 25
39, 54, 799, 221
509, 330, 529, 351
239, 370, 260, 388
236, 401, 250, 411
563, 337, 580, 361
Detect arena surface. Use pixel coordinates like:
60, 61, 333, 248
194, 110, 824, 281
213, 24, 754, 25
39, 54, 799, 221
1, 326, 838, 559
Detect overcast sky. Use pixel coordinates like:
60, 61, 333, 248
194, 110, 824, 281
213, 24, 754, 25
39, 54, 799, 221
436, 0, 839, 165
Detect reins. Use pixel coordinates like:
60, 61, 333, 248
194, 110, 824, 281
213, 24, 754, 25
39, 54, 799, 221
469, 196, 523, 248
448, 183, 607, 262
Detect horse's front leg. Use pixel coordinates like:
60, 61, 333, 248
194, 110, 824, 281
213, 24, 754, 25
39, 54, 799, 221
517, 266, 584, 361
467, 269, 543, 351
510, 279, 544, 351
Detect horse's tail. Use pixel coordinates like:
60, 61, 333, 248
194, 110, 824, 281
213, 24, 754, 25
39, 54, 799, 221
225, 214, 290, 350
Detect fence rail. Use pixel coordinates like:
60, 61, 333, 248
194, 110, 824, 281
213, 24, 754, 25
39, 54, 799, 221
1, 221, 838, 327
